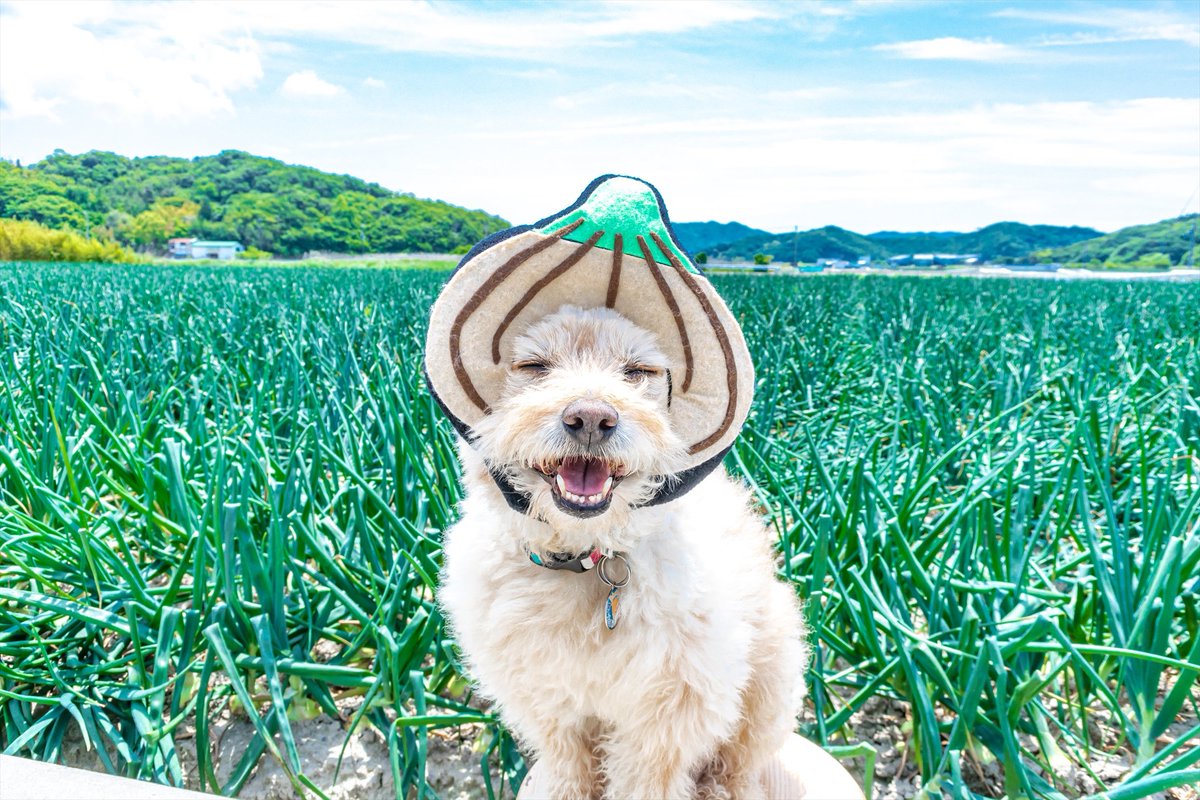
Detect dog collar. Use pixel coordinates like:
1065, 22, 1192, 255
524, 546, 631, 630
525, 546, 602, 573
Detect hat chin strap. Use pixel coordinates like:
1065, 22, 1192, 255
486, 446, 731, 515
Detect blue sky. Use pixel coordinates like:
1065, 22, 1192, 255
1, 0, 1197, 233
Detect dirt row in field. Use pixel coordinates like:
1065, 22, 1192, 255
61, 690, 1198, 800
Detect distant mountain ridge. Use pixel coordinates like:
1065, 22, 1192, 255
672, 221, 770, 254
676, 220, 1113, 265
0, 150, 508, 257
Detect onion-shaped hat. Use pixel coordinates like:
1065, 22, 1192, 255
425, 175, 755, 510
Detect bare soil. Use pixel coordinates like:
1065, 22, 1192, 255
60, 691, 1199, 800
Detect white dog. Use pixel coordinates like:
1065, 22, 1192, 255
438, 305, 807, 799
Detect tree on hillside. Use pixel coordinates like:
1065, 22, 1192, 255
6, 194, 90, 232
329, 191, 381, 252
125, 198, 199, 251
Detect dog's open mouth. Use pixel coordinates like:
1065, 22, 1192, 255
535, 456, 626, 517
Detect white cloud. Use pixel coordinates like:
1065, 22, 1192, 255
416, 97, 1198, 232
195, 0, 780, 59
995, 6, 1200, 48
763, 87, 844, 101
0, 1, 262, 119
551, 79, 729, 111
506, 68, 561, 81
280, 70, 343, 98
875, 36, 1027, 61
0, 0, 785, 119
362, 77, 387, 89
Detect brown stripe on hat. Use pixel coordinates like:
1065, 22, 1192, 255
637, 234, 694, 394
650, 231, 739, 454
448, 217, 586, 412
490, 230, 604, 364
605, 233, 623, 309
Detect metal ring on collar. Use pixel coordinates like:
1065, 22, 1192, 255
597, 553, 631, 588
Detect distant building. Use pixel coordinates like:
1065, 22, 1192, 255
1004, 263, 1059, 272
887, 253, 978, 267
167, 238, 196, 258
933, 253, 979, 266
189, 241, 244, 260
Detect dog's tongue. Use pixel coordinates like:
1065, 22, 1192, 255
559, 456, 609, 496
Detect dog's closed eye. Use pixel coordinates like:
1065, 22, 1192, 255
623, 365, 662, 382
513, 360, 551, 377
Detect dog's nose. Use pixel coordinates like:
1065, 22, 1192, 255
561, 400, 619, 444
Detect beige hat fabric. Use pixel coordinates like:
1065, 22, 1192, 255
425, 175, 755, 510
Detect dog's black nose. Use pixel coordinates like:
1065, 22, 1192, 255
561, 400, 619, 444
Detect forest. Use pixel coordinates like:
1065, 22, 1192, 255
1036, 214, 1200, 267
0, 150, 508, 257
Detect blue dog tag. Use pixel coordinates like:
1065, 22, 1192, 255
604, 585, 621, 630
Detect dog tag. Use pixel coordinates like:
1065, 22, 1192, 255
604, 585, 621, 630
597, 554, 630, 632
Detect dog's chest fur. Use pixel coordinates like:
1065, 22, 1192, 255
439, 470, 774, 725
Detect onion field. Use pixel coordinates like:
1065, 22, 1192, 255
0, 262, 1197, 799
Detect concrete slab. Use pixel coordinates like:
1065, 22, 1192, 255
0, 756, 216, 800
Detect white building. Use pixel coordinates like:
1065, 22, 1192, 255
167, 238, 195, 258
189, 241, 244, 260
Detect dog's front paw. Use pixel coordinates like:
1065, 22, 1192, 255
519, 754, 603, 800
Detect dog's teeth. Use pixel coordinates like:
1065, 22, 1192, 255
555, 474, 566, 494
602, 476, 613, 496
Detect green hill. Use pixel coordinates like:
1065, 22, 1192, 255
672, 221, 770, 254
865, 230, 960, 254
710, 225, 890, 263
1039, 215, 1198, 268
867, 223, 1100, 261
711, 221, 1102, 264
951, 222, 1101, 262
0, 150, 508, 257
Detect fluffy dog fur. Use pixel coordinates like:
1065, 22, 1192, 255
438, 306, 807, 799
